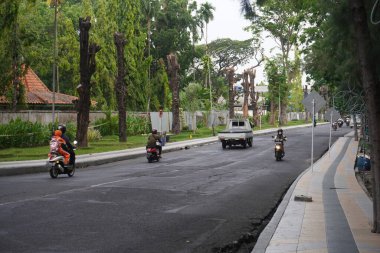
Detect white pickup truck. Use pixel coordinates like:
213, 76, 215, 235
218, 119, 254, 149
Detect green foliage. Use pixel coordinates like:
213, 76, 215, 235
87, 128, 102, 141
265, 57, 288, 107
205, 38, 262, 74
287, 51, 304, 112
0, 118, 50, 149
64, 122, 77, 141
94, 113, 118, 136
126, 114, 150, 135
0, 0, 30, 109
94, 113, 150, 136
180, 82, 204, 113
151, 0, 194, 77
150, 58, 171, 111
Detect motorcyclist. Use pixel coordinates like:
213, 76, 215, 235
146, 128, 162, 157
274, 128, 286, 151
58, 124, 75, 165
50, 130, 70, 165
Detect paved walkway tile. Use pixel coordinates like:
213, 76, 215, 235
258, 135, 380, 253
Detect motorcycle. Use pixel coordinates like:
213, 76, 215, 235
345, 117, 350, 127
146, 141, 161, 163
47, 140, 77, 178
337, 119, 344, 128
273, 136, 286, 161
332, 122, 338, 131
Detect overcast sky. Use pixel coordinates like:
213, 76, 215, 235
195, 0, 252, 43
194, 0, 268, 83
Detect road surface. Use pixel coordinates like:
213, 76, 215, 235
0, 124, 352, 253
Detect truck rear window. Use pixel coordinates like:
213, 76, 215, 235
232, 121, 245, 127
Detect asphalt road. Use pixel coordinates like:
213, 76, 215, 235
0, 124, 352, 253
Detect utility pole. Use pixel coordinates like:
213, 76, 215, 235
52, 0, 58, 131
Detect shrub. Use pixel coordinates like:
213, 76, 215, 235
94, 113, 151, 136
64, 122, 77, 140
87, 129, 102, 141
0, 118, 50, 149
127, 114, 150, 135
94, 114, 118, 136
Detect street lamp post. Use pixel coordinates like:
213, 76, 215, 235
52, 0, 58, 131
278, 82, 281, 126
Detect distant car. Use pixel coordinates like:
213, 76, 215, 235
218, 119, 254, 149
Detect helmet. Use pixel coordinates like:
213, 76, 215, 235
54, 130, 62, 137
152, 128, 157, 134
278, 128, 283, 134
58, 124, 66, 134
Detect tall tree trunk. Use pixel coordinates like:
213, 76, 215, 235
303, 85, 309, 122
270, 100, 275, 125
11, 21, 20, 112
248, 68, 259, 125
226, 67, 235, 119
76, 17, 100, 147
114, 32, 127, 142
243, 70, 249, 118
167, 53, 180, 134
350, 0, 380, 233
280, 102, 287, 125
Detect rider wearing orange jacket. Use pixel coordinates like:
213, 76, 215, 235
51, 130, 70, 165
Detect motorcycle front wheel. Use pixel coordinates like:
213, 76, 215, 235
67, 165, 75, 177
49, 166, 59, 178
275, 152, 282, 161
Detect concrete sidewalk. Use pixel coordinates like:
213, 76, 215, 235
253, 132, 380, 253
1, 124, 313, 176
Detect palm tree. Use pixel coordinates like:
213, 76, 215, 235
141, 0, 159, 113
199, 2, 215, 114
188, 1, 203, 81
240, 0, 252, 14
141, 0, 159, 58
199, 2, 215, 48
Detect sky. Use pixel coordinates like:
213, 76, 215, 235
195, 0, 252, 43
195, 0, 269, 84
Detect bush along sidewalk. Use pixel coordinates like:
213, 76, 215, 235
0, 118, 51, 149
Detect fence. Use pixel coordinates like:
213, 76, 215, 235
0, 110, 115, 125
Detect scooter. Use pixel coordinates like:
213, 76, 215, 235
273, 136, 286, 161
146, 142, 161, 163
345, 117, 350, 126
47, 141, 77, 178
337, 119, 344, 128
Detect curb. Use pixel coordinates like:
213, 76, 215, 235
251, 130, 354, 253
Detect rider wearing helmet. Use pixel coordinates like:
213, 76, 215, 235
51, 130, 70, 165
58, 124, 75, 164
275, 129, 286, 141
146, 128, 162, 157
274, 128, 286, 149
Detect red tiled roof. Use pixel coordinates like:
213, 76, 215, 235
0, 67, 78, 105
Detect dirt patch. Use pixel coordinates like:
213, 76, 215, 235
356, 171, 372, 199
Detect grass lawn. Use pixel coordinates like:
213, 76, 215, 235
0, 120, 310, 162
